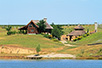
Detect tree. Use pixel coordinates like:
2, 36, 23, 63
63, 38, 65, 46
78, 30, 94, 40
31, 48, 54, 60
6, 25, 12, 35
51, 22, 55, 27
51, 26, 62, 40
6, 25, 12, 32
36, 44, 41, 54
37, 20, 46, 33
87, 29, 89, 33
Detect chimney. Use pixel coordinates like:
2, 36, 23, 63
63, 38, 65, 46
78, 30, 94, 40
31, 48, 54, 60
78, 24, 80, 26
44, 18, 47, 22
95, 22, 98, 32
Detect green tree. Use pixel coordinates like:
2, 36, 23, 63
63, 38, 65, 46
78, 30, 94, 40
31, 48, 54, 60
6, 25, 12, 32
51, 26, 62, 40
51, 22, 55, 27
87, 29, 89, 33
36, 44, 41, 54
37, 20, 46, 33
6, 25, 12, 35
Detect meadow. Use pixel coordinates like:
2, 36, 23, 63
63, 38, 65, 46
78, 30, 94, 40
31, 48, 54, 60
0, 27, 64, 48
0, 24, 102, 57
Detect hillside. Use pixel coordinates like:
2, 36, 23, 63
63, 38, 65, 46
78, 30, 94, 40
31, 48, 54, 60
69, 32, 102, 46
0, 27, 64, 48
0, 25, 102, 58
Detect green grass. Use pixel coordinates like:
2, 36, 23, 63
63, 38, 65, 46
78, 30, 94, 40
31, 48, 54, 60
68, 32, 102, 46
0, 34, 64, 48
0, 27, 64, 48
62, 25, 102, 35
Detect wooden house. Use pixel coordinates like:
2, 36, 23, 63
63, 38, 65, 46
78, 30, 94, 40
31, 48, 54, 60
18, 18, 53, 34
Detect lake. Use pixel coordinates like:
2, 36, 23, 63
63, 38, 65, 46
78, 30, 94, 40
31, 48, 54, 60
0, 59, 102, 68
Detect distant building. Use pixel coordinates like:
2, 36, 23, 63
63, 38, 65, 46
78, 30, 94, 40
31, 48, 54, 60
95, 22, 98, 32
61, 25, 86, 41
18, 18, 53, 34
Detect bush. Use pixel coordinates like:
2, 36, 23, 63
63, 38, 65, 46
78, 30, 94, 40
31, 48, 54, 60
87, 29, 89, 33
52, 39, 59, 42
7, 31, 12, 35
77, 36, 82, 40
44, 34, 49, 38
7, 31, 17, 35
86, 33, 90, 36
83, 34, 87, 37
81, 49, 84, 54
48, 35, 53, 39
73, 39, 76, 41
36, 44, 41, 54
11, 31, 16, 34
75, 38, 78, 41
41, 32, 45, 35
18, 30, 26, 34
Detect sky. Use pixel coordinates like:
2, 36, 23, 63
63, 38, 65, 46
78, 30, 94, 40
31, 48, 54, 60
0, 0, 102, 25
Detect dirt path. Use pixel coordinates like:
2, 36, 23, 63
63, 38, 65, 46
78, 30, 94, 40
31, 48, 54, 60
60, 41, 74, 46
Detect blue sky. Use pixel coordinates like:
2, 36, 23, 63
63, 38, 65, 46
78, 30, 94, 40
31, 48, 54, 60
0, 0, 102, 25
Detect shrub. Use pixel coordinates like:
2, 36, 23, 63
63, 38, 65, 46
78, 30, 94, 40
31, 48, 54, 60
75, 38, 78, 41
73, 38, 77, 41
41, 32, 45, 35
77, 37, 81, 40
11, 31, 16, 34
44, 34, 49, 38
18, 30, 25, 34
52, 39, 59, 42
83, 34, 87, 37
48, 35, 53, 39
87, 29, 89, 33
76, 54, 82, 57
7, 31, 12, 35
86, 33, 90, 36
36, 44, 41, 54
6, 25, 12, 32
81, 49, 84, 54
98, 48, 102, 53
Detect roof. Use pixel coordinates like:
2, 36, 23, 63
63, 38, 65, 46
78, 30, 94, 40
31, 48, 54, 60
18, 20, 53, 30
18, 25, 27, 30
68, 30, 86, 36
32, 20, 53, 29
74, 25, 84, 30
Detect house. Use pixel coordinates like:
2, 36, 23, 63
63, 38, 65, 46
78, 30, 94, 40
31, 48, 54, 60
18, 18, 53, 34
61, 25, 86, 41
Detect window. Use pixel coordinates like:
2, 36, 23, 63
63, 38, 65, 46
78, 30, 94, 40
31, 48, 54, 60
31, 29, 34, 32
29, 23, 33, 27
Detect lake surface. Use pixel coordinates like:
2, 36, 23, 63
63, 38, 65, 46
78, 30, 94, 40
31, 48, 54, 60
0, 59, 102, 68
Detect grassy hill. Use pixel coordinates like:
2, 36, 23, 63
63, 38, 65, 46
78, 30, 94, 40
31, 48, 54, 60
0, 25, 102, 58
0, 27, 64, 48
62, 25, 102, 35
68, 32, 102, 46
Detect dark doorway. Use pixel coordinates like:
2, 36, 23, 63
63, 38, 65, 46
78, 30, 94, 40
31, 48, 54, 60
70, 36, 72, 41
66, 38, 68, 40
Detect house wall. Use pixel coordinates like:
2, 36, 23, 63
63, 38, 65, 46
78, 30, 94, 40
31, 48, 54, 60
61, 35, 67, 41
27, 22, 39, 34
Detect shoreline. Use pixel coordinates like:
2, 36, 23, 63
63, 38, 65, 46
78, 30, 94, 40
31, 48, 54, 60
0, 56, 102, 60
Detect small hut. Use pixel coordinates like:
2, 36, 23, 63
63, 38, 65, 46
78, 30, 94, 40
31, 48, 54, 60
66, 25, 86, 41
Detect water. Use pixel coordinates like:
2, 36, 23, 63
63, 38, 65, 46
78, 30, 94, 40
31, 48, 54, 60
0, 59, 102, 68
